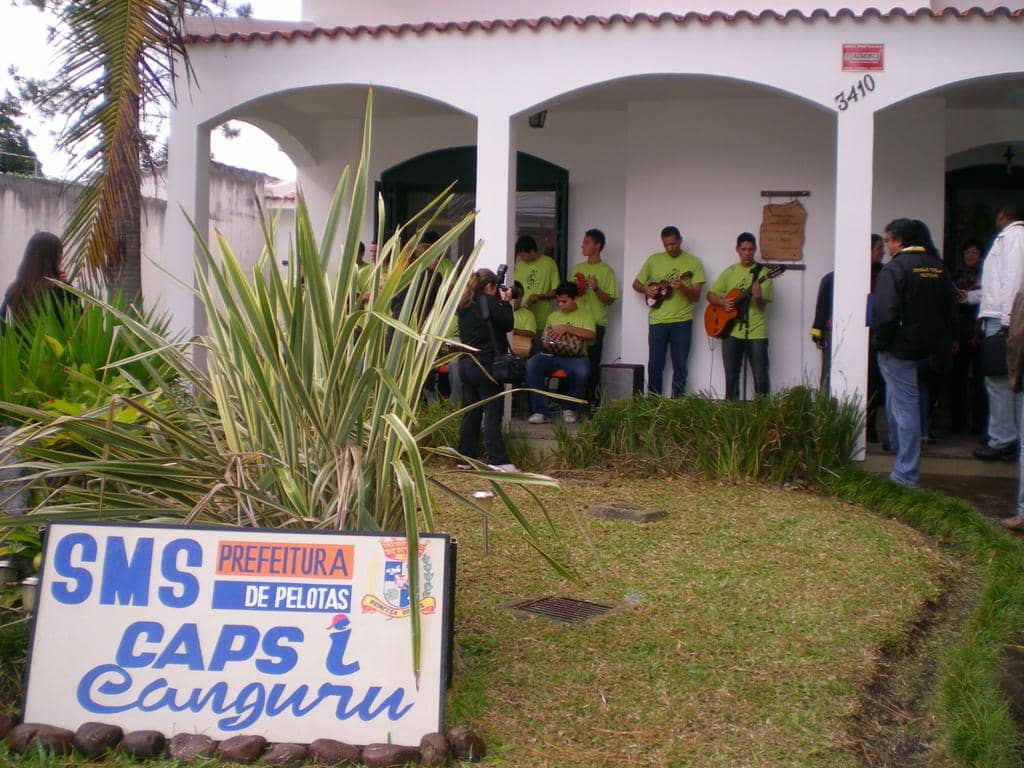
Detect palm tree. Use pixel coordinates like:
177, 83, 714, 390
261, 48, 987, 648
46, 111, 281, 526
44, 0, 195, 304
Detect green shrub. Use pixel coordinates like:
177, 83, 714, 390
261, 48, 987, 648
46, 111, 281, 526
554, 386, 862, 483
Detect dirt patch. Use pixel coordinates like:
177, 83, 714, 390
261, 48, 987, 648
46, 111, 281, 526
845, 558, 980, 767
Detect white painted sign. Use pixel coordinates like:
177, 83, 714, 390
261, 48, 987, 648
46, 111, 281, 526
24, 522, 452, 745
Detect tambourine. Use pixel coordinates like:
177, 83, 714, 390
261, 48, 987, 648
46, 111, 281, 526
542, 332, 583, 357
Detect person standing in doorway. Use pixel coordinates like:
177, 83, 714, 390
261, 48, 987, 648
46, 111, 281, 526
513, 235, 560, 333
632, 226, 705, 396
973, 204, 1024, 461
871, 219, 957, 488
707, 232, 773, 400
570, 228, 618, 405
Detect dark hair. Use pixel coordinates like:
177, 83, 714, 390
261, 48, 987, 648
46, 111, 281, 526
660, 226, 681, 240
515, 235, 538, 255
736, 232, 756, 248
458, 268, 499, 310
511, 281, 524, 300
1000, 203, 1022, 222
555, 281, 579, 299
871, 234, 883, 246
961, 238, 985, 254
584, 228, 606, 250
3, 231, 66, 318
884, 218, 939, 257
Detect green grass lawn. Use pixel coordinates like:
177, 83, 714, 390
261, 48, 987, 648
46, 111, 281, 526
0, 476, 966, 768
441, 475, 965, 768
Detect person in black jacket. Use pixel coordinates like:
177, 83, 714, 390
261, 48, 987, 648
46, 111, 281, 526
455, 268, 518, 472
871, 219, 958, 488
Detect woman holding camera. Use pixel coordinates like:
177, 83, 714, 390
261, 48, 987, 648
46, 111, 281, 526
456, 268, 518, 472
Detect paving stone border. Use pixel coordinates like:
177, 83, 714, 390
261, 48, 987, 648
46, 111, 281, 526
0, 713, 485, 765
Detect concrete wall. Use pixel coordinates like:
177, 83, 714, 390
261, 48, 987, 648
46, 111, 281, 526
0, 167, 292, 315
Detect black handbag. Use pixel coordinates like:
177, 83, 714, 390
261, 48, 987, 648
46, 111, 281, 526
478, 295, 525, 385
980, 329, 1009, 377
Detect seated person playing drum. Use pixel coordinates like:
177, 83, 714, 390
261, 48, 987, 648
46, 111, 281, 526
510, 281, 536, 358
526, 282, 596, 424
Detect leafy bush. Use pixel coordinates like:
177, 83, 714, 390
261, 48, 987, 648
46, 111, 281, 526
554, 386, 862, 484
0, 293, 170, 423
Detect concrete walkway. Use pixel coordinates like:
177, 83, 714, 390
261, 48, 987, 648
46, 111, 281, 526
863, 433, 1018, 521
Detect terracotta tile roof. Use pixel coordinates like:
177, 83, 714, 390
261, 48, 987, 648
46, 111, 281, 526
186, 7, 1024, 45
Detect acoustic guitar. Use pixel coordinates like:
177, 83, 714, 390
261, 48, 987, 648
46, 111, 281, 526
703, 264, 786, 338
646, 271, 694, 310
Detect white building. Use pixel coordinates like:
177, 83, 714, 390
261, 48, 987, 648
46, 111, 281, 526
165, 0, 1024, 434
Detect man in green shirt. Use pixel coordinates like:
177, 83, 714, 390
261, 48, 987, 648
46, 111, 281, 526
514, 235, 561, 331
706, 232, 775, 400
570, 228, 618, 404
632, 226, 706, 396
525, 282, 595, 424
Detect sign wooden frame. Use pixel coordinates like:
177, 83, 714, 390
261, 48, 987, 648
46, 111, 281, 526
23, 522, 454, 746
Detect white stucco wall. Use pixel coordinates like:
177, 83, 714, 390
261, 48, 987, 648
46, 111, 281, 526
621, 97, 838, 395
0, 169, 289, 318
872, 98, 946, 238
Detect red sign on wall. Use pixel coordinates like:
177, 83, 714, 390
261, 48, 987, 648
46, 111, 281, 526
842, 44, 884, 71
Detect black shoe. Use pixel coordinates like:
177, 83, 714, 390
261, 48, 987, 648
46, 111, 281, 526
881, 441, 893, 453
974, 444, 1017, 461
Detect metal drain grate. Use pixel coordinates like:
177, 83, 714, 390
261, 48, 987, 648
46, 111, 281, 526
508, 595, 616, 624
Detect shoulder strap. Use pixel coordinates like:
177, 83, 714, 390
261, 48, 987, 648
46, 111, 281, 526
477, 294, 502, 352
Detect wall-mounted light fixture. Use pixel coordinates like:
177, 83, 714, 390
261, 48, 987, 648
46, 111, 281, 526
528, 110, 548, 129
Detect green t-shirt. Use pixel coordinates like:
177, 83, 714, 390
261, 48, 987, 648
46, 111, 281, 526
634, 251, 706, 325
513, 307, 537, 335
544, 305, 596, 354
570, 260, 619, 327
515, 254, 560, 330
709, 262, 775, 340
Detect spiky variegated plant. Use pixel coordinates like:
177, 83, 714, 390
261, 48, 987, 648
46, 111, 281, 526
0, 91, 569, 676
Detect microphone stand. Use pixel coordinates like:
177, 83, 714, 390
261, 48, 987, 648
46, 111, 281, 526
739, 264, 764, 402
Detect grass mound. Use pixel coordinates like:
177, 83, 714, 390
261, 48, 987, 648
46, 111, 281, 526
554, 387, 861, 483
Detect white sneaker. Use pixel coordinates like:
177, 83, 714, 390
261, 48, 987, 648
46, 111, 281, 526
527, 413, 550, 424
488, 463, 520, 473
562, 411, 578, 424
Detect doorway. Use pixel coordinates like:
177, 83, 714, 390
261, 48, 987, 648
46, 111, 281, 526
378, 146, 570, 276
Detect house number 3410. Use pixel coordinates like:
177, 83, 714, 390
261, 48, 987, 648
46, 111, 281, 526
835, 75, 876, 111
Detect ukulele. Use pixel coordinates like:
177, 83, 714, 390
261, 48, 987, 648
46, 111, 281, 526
646, 271, 694, 310
703, 264, 786, 338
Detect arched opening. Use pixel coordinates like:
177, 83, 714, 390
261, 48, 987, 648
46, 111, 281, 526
945, 144, 1024, 258
378, 147, 570, 273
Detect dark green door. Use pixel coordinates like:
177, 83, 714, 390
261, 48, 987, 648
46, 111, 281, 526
378, 146, 570, 277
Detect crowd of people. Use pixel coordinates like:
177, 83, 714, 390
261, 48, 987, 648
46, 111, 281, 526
807, 204, 1023, 503
9, 206, 1024, 515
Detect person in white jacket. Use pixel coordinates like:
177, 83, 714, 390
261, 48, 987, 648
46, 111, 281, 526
973, 203, 1024, 461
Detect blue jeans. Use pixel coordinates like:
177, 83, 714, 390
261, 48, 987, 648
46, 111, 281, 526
526, 354, 590, 415
648, 320, 692, 397
878, 351, 921, 488
722, 337, 770, 400
983, 318, 1020, 448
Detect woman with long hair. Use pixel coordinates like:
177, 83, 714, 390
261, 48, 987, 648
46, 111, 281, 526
1, 231, 73, 320
455, 267, 518, 472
